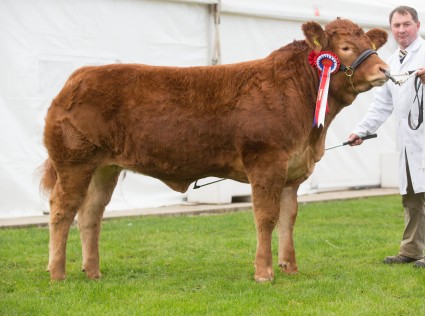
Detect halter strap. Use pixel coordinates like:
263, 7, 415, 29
339, 49, 377, 93
339, 49, 377, 73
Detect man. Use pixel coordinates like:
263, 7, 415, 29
348, 6, 425, 267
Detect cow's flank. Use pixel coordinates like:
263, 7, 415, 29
41, 18, 389, 282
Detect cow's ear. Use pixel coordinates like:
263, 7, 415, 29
366, 28, 388, 50
302, 21, 328, 53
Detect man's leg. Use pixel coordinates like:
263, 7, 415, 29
384, 159, 425, 264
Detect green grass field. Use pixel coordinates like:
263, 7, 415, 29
1, 195, 425, 315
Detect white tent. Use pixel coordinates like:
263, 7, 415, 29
1, 0, 424, 218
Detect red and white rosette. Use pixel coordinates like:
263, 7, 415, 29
312, 52, 340, 127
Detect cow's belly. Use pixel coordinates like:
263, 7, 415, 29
117, 143, 249, 189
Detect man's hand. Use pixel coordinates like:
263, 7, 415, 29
348, 133, 363, 146
417, 67, 425, 84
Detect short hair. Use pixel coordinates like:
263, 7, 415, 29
389, 6, 419, 24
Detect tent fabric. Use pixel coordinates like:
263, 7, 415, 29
0, 0, 211, 218
1, 0, 423, 218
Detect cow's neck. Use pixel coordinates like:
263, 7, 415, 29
308, 95, 345, 162
270, 43, 354, 161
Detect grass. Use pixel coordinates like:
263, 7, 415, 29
2, 195, 425, 315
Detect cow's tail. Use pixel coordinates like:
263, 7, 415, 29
39, 158, 57, 196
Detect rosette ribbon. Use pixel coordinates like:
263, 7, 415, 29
312, 52, 340, 127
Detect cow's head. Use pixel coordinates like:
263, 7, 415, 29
302, 18, 389, 104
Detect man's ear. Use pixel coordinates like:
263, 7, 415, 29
365, 28, 388, 50
302, 21, 328, 53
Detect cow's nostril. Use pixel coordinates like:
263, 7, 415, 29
380, 67, 392, 76
381, 68, 396, 83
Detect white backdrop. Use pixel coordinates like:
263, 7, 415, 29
1, 0, 424, 218
0, 0, 213, 217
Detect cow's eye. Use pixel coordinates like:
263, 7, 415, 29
342, 46, 350, 52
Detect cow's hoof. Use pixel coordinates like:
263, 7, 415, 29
82, 263, 101, 279
254, 267, 274, 283
255, 276, 274, 283
50, 270, 66, 281
82, 268, 101, 280
85, 270, 101, 280
279, 262, 298, 274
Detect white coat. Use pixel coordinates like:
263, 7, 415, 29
353, 35, 425, 194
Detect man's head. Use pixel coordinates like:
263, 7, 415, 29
389, 6, 420, 50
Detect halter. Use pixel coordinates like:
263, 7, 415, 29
339, 49, 377, 93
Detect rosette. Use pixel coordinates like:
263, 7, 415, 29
311, 51, 340, 127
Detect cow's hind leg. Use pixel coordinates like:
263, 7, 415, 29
48, 165, 94, 280
77, 165, 121, 279
277, 186, 299, 274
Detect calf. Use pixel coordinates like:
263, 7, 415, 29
41, 18, 389, 281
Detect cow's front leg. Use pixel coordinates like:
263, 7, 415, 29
244, 149, 287, 282
251, 181, 284, 282
277, 186, 299, 274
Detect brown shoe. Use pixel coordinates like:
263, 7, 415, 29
414, 258, 425, 268
383, 254, 417, 264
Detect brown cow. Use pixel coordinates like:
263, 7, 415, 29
41, 18, 389, 282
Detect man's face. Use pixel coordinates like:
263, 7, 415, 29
390, 12, 420, 49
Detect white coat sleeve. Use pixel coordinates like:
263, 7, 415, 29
352, 83, 394, 137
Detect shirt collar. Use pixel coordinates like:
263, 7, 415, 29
398, 35, 423, 54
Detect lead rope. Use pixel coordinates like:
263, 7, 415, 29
385, 69, 423, 130
407, 75, 424, 130
386, 69, 418, 86
386, 69, 424, 169
407, 75, 425, 171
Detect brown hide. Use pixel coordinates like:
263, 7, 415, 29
41, 18, 389, 282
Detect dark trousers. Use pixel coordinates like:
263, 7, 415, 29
399, 158, 425, 259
